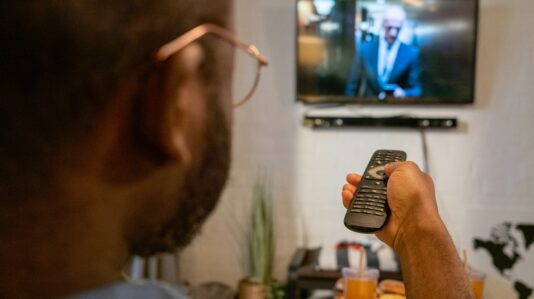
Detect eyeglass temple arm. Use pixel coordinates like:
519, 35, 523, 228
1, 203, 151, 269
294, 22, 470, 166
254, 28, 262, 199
155, 23, 268, 67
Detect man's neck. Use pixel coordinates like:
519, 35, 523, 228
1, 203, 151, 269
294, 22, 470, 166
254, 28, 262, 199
0, 198, 129, 299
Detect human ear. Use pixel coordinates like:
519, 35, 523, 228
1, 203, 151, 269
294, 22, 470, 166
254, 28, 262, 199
141, 43, 207, 167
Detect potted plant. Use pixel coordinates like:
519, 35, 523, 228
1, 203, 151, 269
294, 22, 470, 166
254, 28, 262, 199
238, 178, 283, 299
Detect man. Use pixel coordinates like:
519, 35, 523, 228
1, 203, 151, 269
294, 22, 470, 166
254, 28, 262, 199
345, 6, 422, 99
0, 1, 471, 298
1, 1, 234, 298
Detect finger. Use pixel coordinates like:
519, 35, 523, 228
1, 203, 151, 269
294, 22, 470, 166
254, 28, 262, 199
343, 183, 357, 194
384, 162, 403, 176
342, 190, 354, 209
346, 173, 362, 186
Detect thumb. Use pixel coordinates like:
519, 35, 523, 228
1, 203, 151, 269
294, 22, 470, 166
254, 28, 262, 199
384, 162, 403, 176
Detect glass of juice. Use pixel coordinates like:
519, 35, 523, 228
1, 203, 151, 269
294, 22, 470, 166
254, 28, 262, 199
342, 267, 379, 299
470, 270, 486, 299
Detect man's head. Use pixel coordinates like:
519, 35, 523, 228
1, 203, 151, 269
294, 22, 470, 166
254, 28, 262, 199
1, 0, 233, 257
382, 6, 406, 45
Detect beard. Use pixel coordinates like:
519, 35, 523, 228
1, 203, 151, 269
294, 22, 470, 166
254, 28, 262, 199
131, 100, 231, 257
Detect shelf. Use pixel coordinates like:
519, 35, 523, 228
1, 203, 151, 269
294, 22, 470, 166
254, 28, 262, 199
303, 115, 458, 129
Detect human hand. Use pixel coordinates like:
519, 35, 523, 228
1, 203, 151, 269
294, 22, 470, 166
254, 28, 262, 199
394, 87, 406, 98
341, 162, 441, 250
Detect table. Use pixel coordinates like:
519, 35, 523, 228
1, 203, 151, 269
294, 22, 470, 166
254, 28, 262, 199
285, 248, 403, 299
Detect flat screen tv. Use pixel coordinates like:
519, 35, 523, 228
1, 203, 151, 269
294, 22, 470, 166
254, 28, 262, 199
297, 0, 479, 104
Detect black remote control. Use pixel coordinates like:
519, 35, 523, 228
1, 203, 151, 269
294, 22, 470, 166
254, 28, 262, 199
344, 150, 407, 233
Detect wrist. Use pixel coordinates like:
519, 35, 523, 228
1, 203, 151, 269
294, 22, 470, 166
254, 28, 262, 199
393, 212, 446, 257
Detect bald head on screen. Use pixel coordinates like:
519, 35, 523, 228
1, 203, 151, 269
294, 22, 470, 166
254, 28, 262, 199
382, 6, 407, 45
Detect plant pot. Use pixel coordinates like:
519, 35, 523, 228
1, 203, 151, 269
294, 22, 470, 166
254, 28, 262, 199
238, 277, 266, 299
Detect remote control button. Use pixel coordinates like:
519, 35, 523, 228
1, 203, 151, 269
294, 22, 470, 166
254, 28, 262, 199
362, 186, 386, 191
367, 165, 386, 180
351, 209, 364, 214
367, 189, 387, 195
367, 206, 381, 211
372, 211, 385, 216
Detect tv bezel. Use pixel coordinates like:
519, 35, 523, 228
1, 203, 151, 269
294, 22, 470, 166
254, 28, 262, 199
295, 0, 480, 105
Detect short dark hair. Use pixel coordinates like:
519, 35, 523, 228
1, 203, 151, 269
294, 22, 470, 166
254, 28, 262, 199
0, 1, 231, 196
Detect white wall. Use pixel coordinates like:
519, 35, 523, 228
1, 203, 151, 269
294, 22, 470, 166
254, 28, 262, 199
177, 0, 534, 297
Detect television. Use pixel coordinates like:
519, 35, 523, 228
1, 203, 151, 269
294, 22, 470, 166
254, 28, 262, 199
297, 0, 479, 104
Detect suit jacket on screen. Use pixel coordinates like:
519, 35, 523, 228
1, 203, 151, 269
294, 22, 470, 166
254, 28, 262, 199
345, 40, 422, 98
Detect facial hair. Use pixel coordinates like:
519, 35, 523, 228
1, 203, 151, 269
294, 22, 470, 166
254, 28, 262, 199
131, 101, 231, 257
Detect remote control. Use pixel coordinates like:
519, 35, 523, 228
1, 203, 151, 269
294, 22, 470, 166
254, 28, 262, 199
344, 150, 407, 233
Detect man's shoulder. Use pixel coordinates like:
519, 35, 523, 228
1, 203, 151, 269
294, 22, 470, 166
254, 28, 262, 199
67, 281, 190, 299
361, 39, 379, 50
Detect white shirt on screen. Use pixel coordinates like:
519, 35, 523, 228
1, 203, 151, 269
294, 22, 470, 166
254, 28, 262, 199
378, 31, 401, 84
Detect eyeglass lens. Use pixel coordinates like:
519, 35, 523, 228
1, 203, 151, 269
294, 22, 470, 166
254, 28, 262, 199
232, 47, 261, 106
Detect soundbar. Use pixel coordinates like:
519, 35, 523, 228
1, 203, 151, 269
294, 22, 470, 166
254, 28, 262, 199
303, 116, 458, 129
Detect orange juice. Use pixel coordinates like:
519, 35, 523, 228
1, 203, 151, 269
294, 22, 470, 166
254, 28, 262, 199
344, 278, 377, 299
469, 270, 485, 299
342, 267, 379, 299
471, 278, 484, 299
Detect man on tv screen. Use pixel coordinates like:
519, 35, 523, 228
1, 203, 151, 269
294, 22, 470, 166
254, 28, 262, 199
345, 6, 422, 99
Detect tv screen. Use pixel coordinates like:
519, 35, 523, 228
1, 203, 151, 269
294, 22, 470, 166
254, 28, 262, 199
297, 0, 479, 104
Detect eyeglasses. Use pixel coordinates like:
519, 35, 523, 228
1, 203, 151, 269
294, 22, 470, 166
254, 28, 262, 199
155, 23, 269, 108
